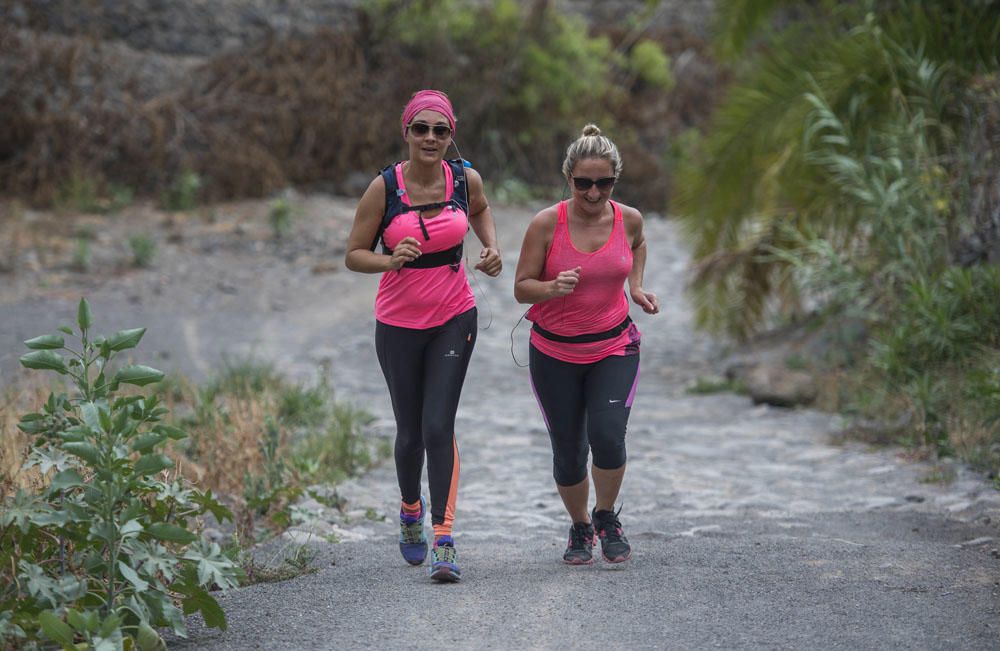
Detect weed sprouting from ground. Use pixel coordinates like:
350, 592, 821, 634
128, 234, 156, 268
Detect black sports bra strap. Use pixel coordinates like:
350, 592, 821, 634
406, 201, 451, 213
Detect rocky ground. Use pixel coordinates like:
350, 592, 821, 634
2, 195, 999, 648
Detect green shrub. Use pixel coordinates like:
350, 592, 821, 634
56, 173, 100, 214
203, 358, 285, 402
278, 382, 329, 429
55, 175, 134, 215
627, 39, 675, 90
873, 267, 1000, 380
161, 171, 201, 212
269, 197, 296, 240
290, 403, 377, 485
484, 177, 547, 206
72, 238, 91, 273
129, 234, 156, 268
1, 299, 241, 649
869, 266, 1000, 448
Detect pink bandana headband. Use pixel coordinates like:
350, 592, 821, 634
401, 90, 456, 139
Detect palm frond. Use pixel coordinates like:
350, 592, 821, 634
677, 1, 996, 338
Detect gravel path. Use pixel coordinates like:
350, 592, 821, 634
2, 199, 998, 649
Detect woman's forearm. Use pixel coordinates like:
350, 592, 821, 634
628, 240, 647, 292
469, 208, 499, 251
514, 278, 557, 304
345, 248, 394, 274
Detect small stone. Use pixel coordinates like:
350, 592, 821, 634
904, 495, 925, 503
956, 536, 994, 548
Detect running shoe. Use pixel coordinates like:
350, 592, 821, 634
563, 521, 596, 565
430, 536, 461, 582
592, 506, 631, 563
398, 496, 427, 566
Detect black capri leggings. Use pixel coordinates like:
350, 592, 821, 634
529, 344, 640, 487
375, 307, 477, 530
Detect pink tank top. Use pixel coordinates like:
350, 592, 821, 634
526, 200, 640, 364
374, 161, 476, 329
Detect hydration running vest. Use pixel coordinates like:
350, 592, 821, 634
369, 159, 470, 271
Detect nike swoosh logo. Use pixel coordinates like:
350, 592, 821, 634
609, 399, 622, 404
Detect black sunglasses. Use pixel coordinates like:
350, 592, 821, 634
572, 176, 616, 191
408, 122, 453, 138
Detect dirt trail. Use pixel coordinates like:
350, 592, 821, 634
2, 197, 999, 649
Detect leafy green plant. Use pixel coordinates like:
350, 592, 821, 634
72, 238, 92, 273
268, 197, 297, 240
244, 416, 302, 529
203, 358, 284, 402
1, 298, 242, 649
129, 235, 156, 269
278, 382, 329, 430
967, 367, 1000, 426
105, 184, 135, 214
56, 173, 100, 214
484, 177, 545, 206
55, 175, 133, 215
161, 171, 201, 212
626, 39, 675, 90
686, 376, 747, 396
290, 403, 377, 485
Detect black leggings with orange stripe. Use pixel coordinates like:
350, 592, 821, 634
375, 307, 477, 535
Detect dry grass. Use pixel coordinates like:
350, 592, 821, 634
180, 396, 280, 497
948, 414, 1000, 473
0, 381, 54, 498
151, 373, 285, 499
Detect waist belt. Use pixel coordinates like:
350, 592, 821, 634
532, 315, 632, 344
387, 242, 463, 271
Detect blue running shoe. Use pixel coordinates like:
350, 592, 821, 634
399, 496, 427, 566
430, 536, 461, 582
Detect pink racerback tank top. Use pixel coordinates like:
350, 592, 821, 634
374, 161, 476, 329
526, 200, 640, 364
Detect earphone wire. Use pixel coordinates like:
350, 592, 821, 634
507, 180, 576, 368
450, 138, 494, 331
509, 307, 530, 368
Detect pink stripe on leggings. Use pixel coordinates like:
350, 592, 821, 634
625, 362, 641, 407
529, 374, 552, 431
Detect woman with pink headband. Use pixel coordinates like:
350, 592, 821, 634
345, 90, 501, 582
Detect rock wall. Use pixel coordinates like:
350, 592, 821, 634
2, 0, 716, 57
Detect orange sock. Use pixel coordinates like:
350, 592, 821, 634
401, 499, 421, 517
